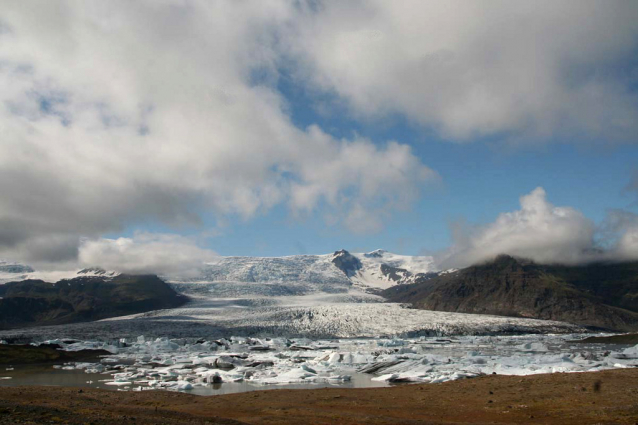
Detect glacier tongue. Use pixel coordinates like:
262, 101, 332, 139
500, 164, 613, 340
0, 250, 583, 341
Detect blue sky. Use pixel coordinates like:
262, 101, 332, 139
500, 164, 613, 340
203, 132, 637, 257
121, 66, 638, 258
155, 69, 638, 258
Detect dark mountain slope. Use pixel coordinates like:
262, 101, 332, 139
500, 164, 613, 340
0, 274, 187, 330
383, 255, 638, 332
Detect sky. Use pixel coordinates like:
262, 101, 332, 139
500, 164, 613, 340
0, 1, 637, 272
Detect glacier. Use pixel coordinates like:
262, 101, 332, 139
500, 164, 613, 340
0, 250, 582, 341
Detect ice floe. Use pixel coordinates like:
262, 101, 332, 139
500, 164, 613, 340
30, 334, 638, 393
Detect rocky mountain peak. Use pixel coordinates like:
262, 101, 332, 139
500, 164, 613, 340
331, 249, 362, 277
364, 249, 387, 258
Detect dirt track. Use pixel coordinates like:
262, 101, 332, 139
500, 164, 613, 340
1, 368, 638, 424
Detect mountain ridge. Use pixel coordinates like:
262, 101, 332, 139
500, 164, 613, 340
0, 274, 187, 330
383, 254, 638, 332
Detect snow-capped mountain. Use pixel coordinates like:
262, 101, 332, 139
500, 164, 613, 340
344, 249, 439, 290
0, 250, 437, 290
167, 249, 439, 293
0, 252, 584, 340
0, 260, 35, 284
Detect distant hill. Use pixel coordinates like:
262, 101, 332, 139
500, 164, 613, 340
0, 274, 187, 330
383, 255, 638, 332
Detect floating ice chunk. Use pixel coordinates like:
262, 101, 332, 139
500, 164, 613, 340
85, 365, 105, 373
176, 381, 193, 390
327, 352, 341, 363
327, 375, 351, 382
206, 372, 223, 384
261, 367, 317, 384
358, 360, 403, 374
378, 339, 406, 347
516, 342, 548, 352
372, 373, 398, 382
150, 338, 180, 352
105, 381, 132, 386
301, 364, 317, 374
621, 344, 638, 358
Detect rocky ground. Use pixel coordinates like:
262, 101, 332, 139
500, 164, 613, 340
0, 368, 637, 424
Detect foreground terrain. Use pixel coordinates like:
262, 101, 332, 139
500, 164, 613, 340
1, 368, 637, 424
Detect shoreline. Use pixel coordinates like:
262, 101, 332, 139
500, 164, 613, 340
1, 368, 637, 424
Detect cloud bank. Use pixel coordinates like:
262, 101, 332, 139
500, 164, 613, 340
0, 1, 637, 269
288, 0, 638, 142
439, 188, 638, 268
0, 1, 435, 264
78, 233, 217, 276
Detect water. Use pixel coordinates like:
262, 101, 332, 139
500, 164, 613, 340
0, 363, 390, 396
0, 365, 112, 390
0, 333, 635, 395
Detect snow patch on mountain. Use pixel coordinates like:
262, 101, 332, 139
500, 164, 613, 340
0, 251, 583, 341
0, 262, 119, 284
166, 249, 438, 294
348, 250, 438, 290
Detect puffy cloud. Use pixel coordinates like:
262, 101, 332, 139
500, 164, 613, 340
600, 209, 638, 261
287, 0, 638, 142
2, 1, 636, 269
0, 1, 435, 263
78, 233, 217, 276
616, 226, 638, 260
439, 187, 598, 268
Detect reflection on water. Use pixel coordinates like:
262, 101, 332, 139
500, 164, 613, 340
0, 365, 113, 390
0, 364, 390, 396
2, 334, 627, 396
187, 373, 389, 396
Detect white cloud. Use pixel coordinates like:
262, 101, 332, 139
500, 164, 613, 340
600, 209, 638, 261
0, 1, 436, 263
1, 1, 636, 268
287, 0, 638, 142
439, 187, 598, 267
78, 233, 217, 276
616, 227, 638, 260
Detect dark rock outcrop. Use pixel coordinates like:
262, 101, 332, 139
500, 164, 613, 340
331, 249, 362, 277
379, 264, 410, 282
0, 274, 187, 330
0, 344, 111, 364
383, 255, 638, 332
378, 264, 439, 284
